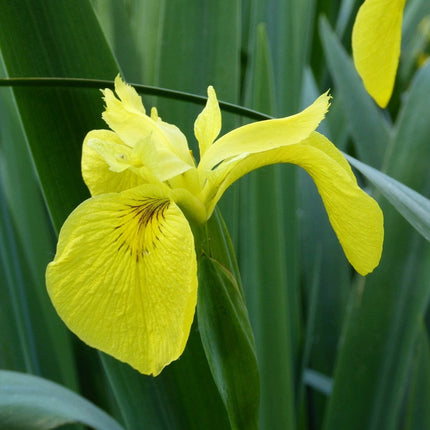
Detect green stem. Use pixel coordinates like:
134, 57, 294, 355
0, 77, 272, 121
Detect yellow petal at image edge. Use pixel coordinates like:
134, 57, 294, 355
46, 185, 197, 376
352, 0, 407, 108
204, 132, 383, 275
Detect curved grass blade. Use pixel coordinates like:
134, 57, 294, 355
0, 370, 124, 430
346, 154, 430, 242
0, 77, 271, 122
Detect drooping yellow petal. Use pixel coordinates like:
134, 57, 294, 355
46, 184, 197, 376
82, 130, 145, 196
203, 132, 383, 275
194, 86, 221, 159
352, 0, 407, 108
198, 91, 331, 172
102, 77, 194, 180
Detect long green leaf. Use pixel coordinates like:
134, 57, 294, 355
0, 0, 119, 230
0, 370, 124, 430
198, 255, 260, 430
346, 154, 430, 241
401, 325, 430, 430
241, 21, 296, 430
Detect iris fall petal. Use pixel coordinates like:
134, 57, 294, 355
203, 132, 383, 275
46, 184, 197, 376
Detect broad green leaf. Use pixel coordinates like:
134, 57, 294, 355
401, 325, 430, 430
0, 0, 119, 231
100, 333, 229, 430
155, 0, 241, 142
0, 77, 77, 388
91, 0, 142, 82
0, 370, 124, 430
346, 154, 430, 241
319, 16, 390, 168
197, 255, 260, 430
260, 0, 316, 115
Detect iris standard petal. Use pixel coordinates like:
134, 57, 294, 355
102, 77, 194, 179
194, 86, 221, 159
203, 132, 383, 275
46, 184, 198, 376
352, 0, 407, 108
198, 91, 330, 172
82, 130, 145, 196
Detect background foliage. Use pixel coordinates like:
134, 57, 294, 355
0, 0, 429, 429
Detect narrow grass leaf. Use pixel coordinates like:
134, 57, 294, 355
347, 154, 430, 241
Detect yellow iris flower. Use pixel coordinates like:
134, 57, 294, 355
352, 0, 407, 108
46, 76, 383, 376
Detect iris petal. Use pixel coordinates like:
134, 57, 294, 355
46, 184, 197, 376
204, 132, 383, 275
352, 0, 407, 108
82, 130, 145, 196
102, 77, 194, 173
194, 86, 221, 159
198, 91, 330, 172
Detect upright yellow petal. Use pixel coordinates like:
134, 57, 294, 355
102, 77, 194, 177
198, 91, 330, 172
194, 86, 221, 159
352, 0, 407, 108
203, 132, 383, 275
112, 74, 146, 115
46, 184, 197, 376
82, 130, 145, 196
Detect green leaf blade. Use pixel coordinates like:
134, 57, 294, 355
346, 154, 430, 242
197, 255, 260, 430
0, 370, 124, 430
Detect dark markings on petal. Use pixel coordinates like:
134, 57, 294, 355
114, 197, 170, 261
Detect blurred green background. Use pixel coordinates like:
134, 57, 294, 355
0, 0, 430, 429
